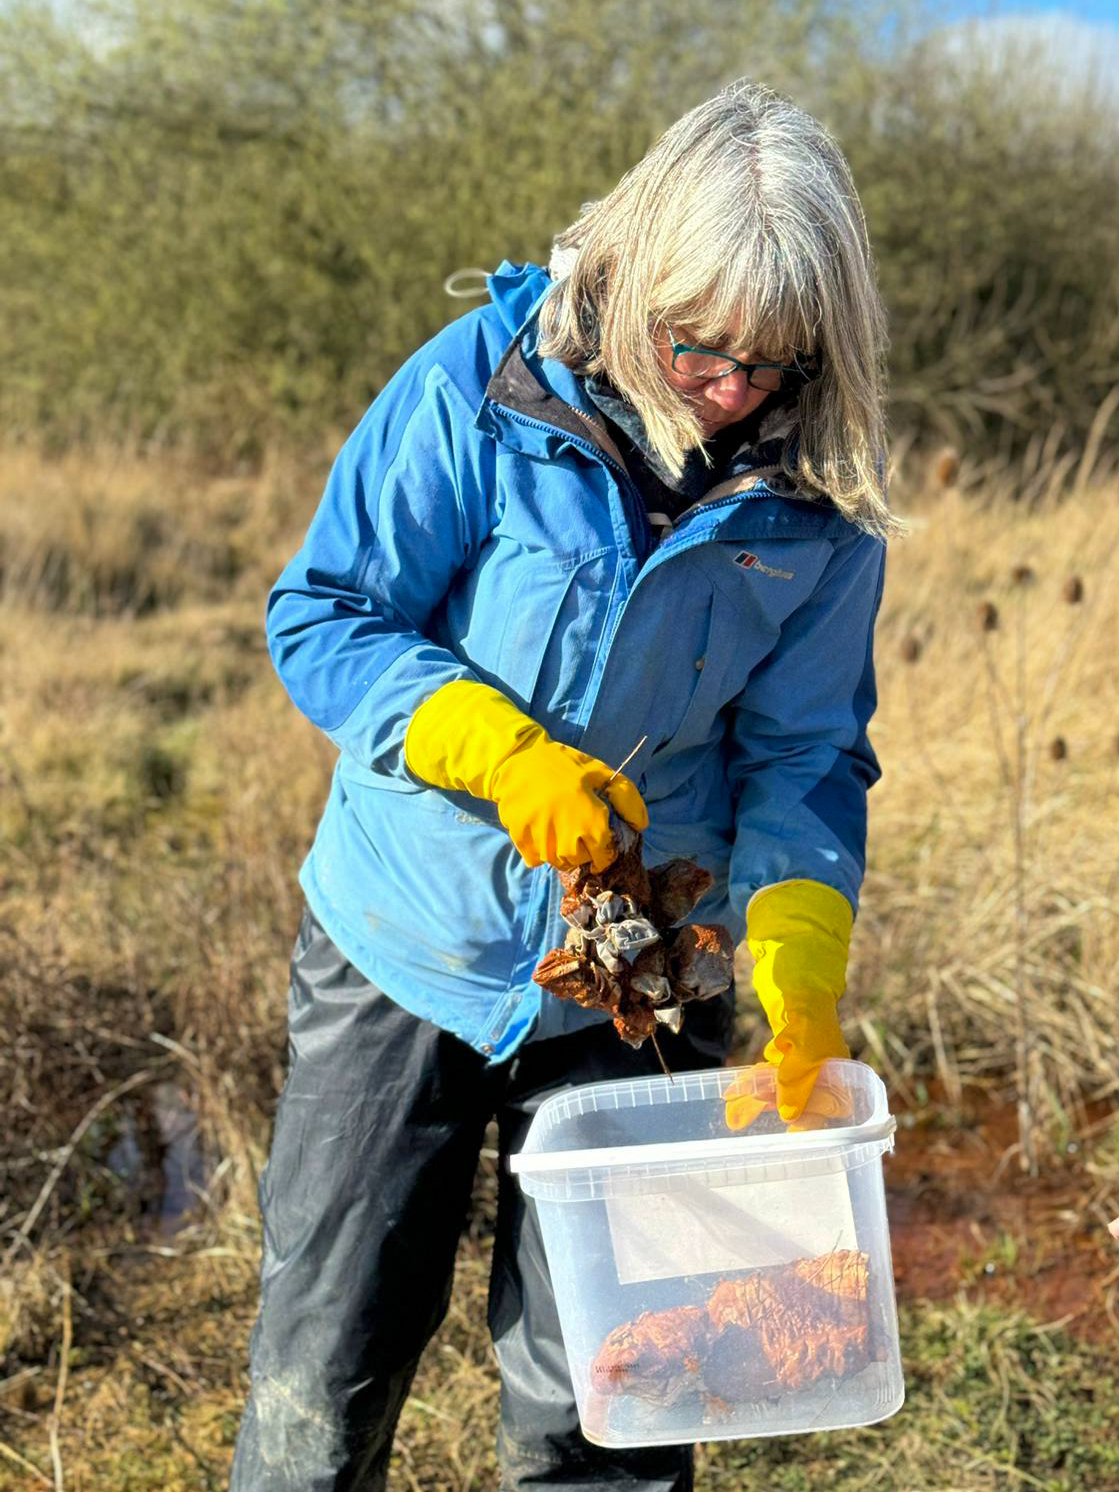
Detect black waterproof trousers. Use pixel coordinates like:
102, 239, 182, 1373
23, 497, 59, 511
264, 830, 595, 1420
229, 906, 736, 1491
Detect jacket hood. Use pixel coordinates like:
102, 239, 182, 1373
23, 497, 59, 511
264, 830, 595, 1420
477, 260, 601, 454
486, 260, 553, 340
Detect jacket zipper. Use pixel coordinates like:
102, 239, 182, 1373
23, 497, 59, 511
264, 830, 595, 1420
495, 405, 653, 563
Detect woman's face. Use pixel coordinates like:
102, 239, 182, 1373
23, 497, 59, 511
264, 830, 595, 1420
655, 328, 773, 439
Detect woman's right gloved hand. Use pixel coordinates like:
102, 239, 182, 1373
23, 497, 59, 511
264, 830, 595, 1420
404, 680, 647, 873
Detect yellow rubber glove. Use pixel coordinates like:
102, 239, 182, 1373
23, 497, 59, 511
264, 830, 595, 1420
733, 879, 853, 1125
404, 680, 647, 872
724, 1066, 853, 1134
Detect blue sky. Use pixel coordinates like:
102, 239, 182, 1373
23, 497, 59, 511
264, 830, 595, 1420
932, 0, 1117, 22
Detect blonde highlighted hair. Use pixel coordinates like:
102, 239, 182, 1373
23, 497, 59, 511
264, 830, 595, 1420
537, 79, 898, 537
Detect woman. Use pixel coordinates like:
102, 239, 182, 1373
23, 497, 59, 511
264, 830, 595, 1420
231, 78, 898, 1492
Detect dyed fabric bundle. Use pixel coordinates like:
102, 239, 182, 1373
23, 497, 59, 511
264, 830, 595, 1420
532, 823, 734, 1046
591, 1250, 871, 1407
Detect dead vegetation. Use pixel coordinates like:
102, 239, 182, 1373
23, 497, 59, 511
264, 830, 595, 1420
0, 442, 1117, 1488
853, 448, 1119, 1166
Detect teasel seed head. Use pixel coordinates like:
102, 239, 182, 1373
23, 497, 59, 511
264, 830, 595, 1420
977, 601, 1000, 632
1011, 564, 1036, 587
901, 635, 922, 663
1062, 576, 1084, 604
1048, 736, 1068, 762
933, 447, 960, 488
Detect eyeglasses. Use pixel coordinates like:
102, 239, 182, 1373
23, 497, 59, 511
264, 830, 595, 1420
669, 338, 818, 393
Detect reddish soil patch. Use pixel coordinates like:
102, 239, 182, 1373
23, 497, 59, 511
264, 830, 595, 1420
886, 1086, 1119, 1345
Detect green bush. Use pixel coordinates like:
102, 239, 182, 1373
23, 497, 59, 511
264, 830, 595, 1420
835, 25, 1119, 453
1, 0, 1116, 463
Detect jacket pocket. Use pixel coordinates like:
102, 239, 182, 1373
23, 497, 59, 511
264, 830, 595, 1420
646, 584, 719, 761
493, 546, 617, 722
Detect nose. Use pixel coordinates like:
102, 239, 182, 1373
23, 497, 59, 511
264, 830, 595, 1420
701, 371, 763, 416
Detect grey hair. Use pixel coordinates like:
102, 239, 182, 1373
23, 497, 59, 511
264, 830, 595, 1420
536, 79, 898, 538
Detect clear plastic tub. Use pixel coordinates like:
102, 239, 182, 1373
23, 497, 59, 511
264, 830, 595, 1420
508, 1058, 904, 1447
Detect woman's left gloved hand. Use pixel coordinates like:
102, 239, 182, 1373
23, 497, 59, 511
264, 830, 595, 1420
726, 879, 853, 1128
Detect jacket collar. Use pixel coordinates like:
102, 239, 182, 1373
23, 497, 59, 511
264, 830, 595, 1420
480, 333, 603, 448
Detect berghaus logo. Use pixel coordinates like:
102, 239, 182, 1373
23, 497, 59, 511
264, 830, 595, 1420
734, 550, 795, 581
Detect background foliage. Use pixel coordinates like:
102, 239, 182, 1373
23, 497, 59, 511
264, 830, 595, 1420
2, 0, 1118, 463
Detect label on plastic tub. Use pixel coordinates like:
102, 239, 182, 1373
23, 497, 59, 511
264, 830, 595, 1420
605, 1169, 857, 1285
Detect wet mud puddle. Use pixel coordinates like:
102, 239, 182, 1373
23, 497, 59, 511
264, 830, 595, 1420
886, 1088, 1119, 1343
105, 1081, 208, 1235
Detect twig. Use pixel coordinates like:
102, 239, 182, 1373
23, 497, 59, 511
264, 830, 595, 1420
604, 736, 648, 787
3, 1064, 168, 1266
131, 1346, 193, 1395
649, 1029, 674, 1083
48, 1258, 72, 1492
1029, 574, 1109, 748
0, 1366, 44, 1400
854, 1013, 918, 1108
977, 631, 1015, 793
404, 1394, 459, 1426
1011, 584, 1038, 1175
149, 1031, 203, 1069
926, 972, 962, 1105
87, 1242, 245, 1260
903, 665, 1000, 884
0, 1436, 51, 1486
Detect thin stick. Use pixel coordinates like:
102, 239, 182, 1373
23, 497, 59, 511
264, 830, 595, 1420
48, 1258, 71, 1492
904, 666, 1000, 885
649, 1029, 674, 1082
1012, 585, 1037, 1176
604, 736, 648, 787
0, 1437, 51, 1486
3, 1065, 166, 1266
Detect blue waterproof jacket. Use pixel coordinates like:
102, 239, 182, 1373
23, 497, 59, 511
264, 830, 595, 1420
267, 262, 886, 1061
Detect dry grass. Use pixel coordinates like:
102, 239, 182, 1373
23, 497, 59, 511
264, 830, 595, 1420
851, 453, 1119, 1153
1, 442, 1117, 1488
0, 445, 324, 616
